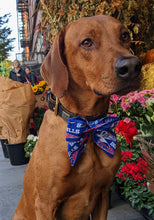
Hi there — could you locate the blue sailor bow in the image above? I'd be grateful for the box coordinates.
[66,116,120,166]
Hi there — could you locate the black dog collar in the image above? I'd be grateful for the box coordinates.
[47,88,107,122]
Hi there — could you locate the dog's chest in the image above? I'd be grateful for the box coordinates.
[55,140,112,220]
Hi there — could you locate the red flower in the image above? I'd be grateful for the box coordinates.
[118,156,148,183]
[31,122,36,130]
[121,165,129,173]
[133,174,143,181]
[117,172,126,181]
[115,120,138,143]
[122,151,133,162]
[117,172,123,178]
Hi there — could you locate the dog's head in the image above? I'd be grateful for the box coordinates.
[41,15,141,98]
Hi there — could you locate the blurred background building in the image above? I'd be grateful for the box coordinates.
[16,0,46,76]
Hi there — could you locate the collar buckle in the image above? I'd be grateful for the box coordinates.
[53,97,59,116]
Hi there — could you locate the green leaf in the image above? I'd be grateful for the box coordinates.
[145,114,151,123]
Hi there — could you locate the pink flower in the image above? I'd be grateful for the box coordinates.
[123,117,131,123]
[128,96,137,103]
[137,97,146,106]
[151,94,154,98]
[121,100,131,111]
[108,112,118,117]
[111,94,119,103]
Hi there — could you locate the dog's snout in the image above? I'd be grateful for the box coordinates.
[115,57,142,80]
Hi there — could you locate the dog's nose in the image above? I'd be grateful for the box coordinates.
[115,57,142,80]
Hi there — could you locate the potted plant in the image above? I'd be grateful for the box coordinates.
[32,80,49,95]
[32,80,49,108]
[109,88,154,126]
[109,89,154,219]
[31,107,48,133]
[114,120,154,219]
[139,97,154,140]
[24,134,38,158]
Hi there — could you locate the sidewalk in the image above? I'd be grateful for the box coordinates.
[0,145,146,220]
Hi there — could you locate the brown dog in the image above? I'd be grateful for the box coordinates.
[13,15,141,220]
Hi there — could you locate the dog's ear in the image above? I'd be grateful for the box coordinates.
[40,29,68,98]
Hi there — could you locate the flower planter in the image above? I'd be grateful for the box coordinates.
[0,139,9,158]
[6,142,29,165]
[140,208,154,220]
[115,184,154,220]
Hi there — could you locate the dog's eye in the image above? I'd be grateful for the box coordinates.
[81,38,94,49]
[121,32,130,43]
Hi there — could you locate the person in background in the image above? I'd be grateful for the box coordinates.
[9,60,26,83]
[25,66,37,86]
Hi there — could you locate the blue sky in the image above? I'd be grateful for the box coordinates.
[0,0,20,61]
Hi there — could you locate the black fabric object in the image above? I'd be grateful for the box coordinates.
[26,72,37,86]
[9,68,26,83]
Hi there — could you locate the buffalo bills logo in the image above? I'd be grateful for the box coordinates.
[66,116,119,166]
